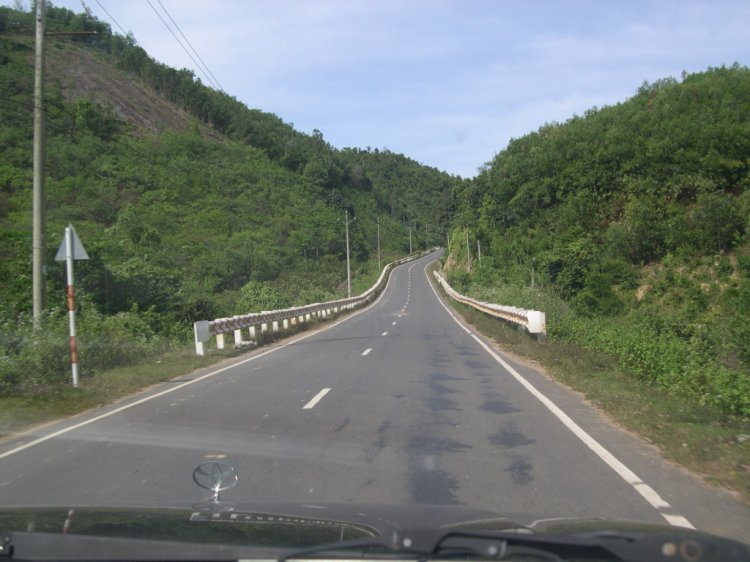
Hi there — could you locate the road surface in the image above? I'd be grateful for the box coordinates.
[1,251,749,542]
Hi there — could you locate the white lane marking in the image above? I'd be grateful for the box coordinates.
[303,388,331,409]
[0,253,417,462]
[662,514,695,527]
[423,261,694,530]
[362,348,372,356]
[381,332,388,336]
[392,322,397,325]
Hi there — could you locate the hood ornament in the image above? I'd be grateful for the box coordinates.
[192,461,238,512]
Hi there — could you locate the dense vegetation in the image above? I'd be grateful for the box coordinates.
[0,4,452,392]
[449,65,750,417]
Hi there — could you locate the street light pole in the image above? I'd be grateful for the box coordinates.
[338,211,355,297]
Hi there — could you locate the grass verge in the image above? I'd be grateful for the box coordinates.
[429,263,750,506]
[0,345,247,441]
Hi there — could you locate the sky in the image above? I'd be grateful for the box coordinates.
[6,0,750,178]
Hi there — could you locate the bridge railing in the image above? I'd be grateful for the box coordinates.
[433,270,546,337]
[193,248,440,355]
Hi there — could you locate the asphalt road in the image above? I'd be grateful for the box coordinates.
[1,251,749,542]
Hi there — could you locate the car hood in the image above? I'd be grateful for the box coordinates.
[0,501,730,545]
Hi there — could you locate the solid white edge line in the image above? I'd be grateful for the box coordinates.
[303,388,331,409]
[0,253,431,461]
[423,260,695,530]
[362,348,373,356]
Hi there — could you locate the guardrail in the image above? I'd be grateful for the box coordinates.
[193,248,440,355]
[433,270,546,338]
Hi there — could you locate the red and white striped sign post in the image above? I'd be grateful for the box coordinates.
[55,224,89,388]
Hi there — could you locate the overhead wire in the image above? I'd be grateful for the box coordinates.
[0,95,41,111]
[92,0,127,37]
[154,0,224,93]
[0,88,165,167]
[144,0,221,92]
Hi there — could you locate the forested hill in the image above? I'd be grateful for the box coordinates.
[449,64,750,416]
[0,4,453,335]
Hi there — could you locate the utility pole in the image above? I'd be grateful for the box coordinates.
[407,223,415,254]
[376,217,381,270]
[338,211,355,297]
[32,0,47,324]
[477,240,481,262]
[31,1,96,326]
[465,228,472,273]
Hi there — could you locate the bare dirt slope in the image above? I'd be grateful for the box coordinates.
[44,40,219,139]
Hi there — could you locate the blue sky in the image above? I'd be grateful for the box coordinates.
[8,0,750,177]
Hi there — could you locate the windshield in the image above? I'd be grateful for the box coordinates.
[1,0,750,559]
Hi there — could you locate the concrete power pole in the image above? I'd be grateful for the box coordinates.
[376,217,381,271]
[339,211,355,297]
[407,223,415,255]
[32,0,47,324]
[465,228,472,273]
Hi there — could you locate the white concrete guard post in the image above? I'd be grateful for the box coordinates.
[194,320,211,356]
[193,248,439,355]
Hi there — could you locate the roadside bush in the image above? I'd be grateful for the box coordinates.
[0,301,174,395]
[462,280,750,417]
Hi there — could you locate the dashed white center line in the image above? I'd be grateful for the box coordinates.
[381,332,388,336]
[362,348,372,356]
[392,321,397,325]
[303,388,331,409]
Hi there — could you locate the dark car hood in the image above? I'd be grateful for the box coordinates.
[0,501,733,543]
[2,502,749,561]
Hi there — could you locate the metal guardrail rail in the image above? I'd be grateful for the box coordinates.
[433,270,546,337]
[193,248,440,354]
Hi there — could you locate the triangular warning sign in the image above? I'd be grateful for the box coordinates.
[55,224,90,261]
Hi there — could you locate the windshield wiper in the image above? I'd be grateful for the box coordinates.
[278,528,750,562]
[277,530,597,561]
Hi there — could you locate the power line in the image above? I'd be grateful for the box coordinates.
[155,0,224,93]
[92,0,128,37]
[0,95,42,111]
[144,0,220,92]
[1,95,164,166]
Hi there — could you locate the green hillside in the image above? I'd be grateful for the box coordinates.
[0,4,452,391]
[449,65,750,417]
